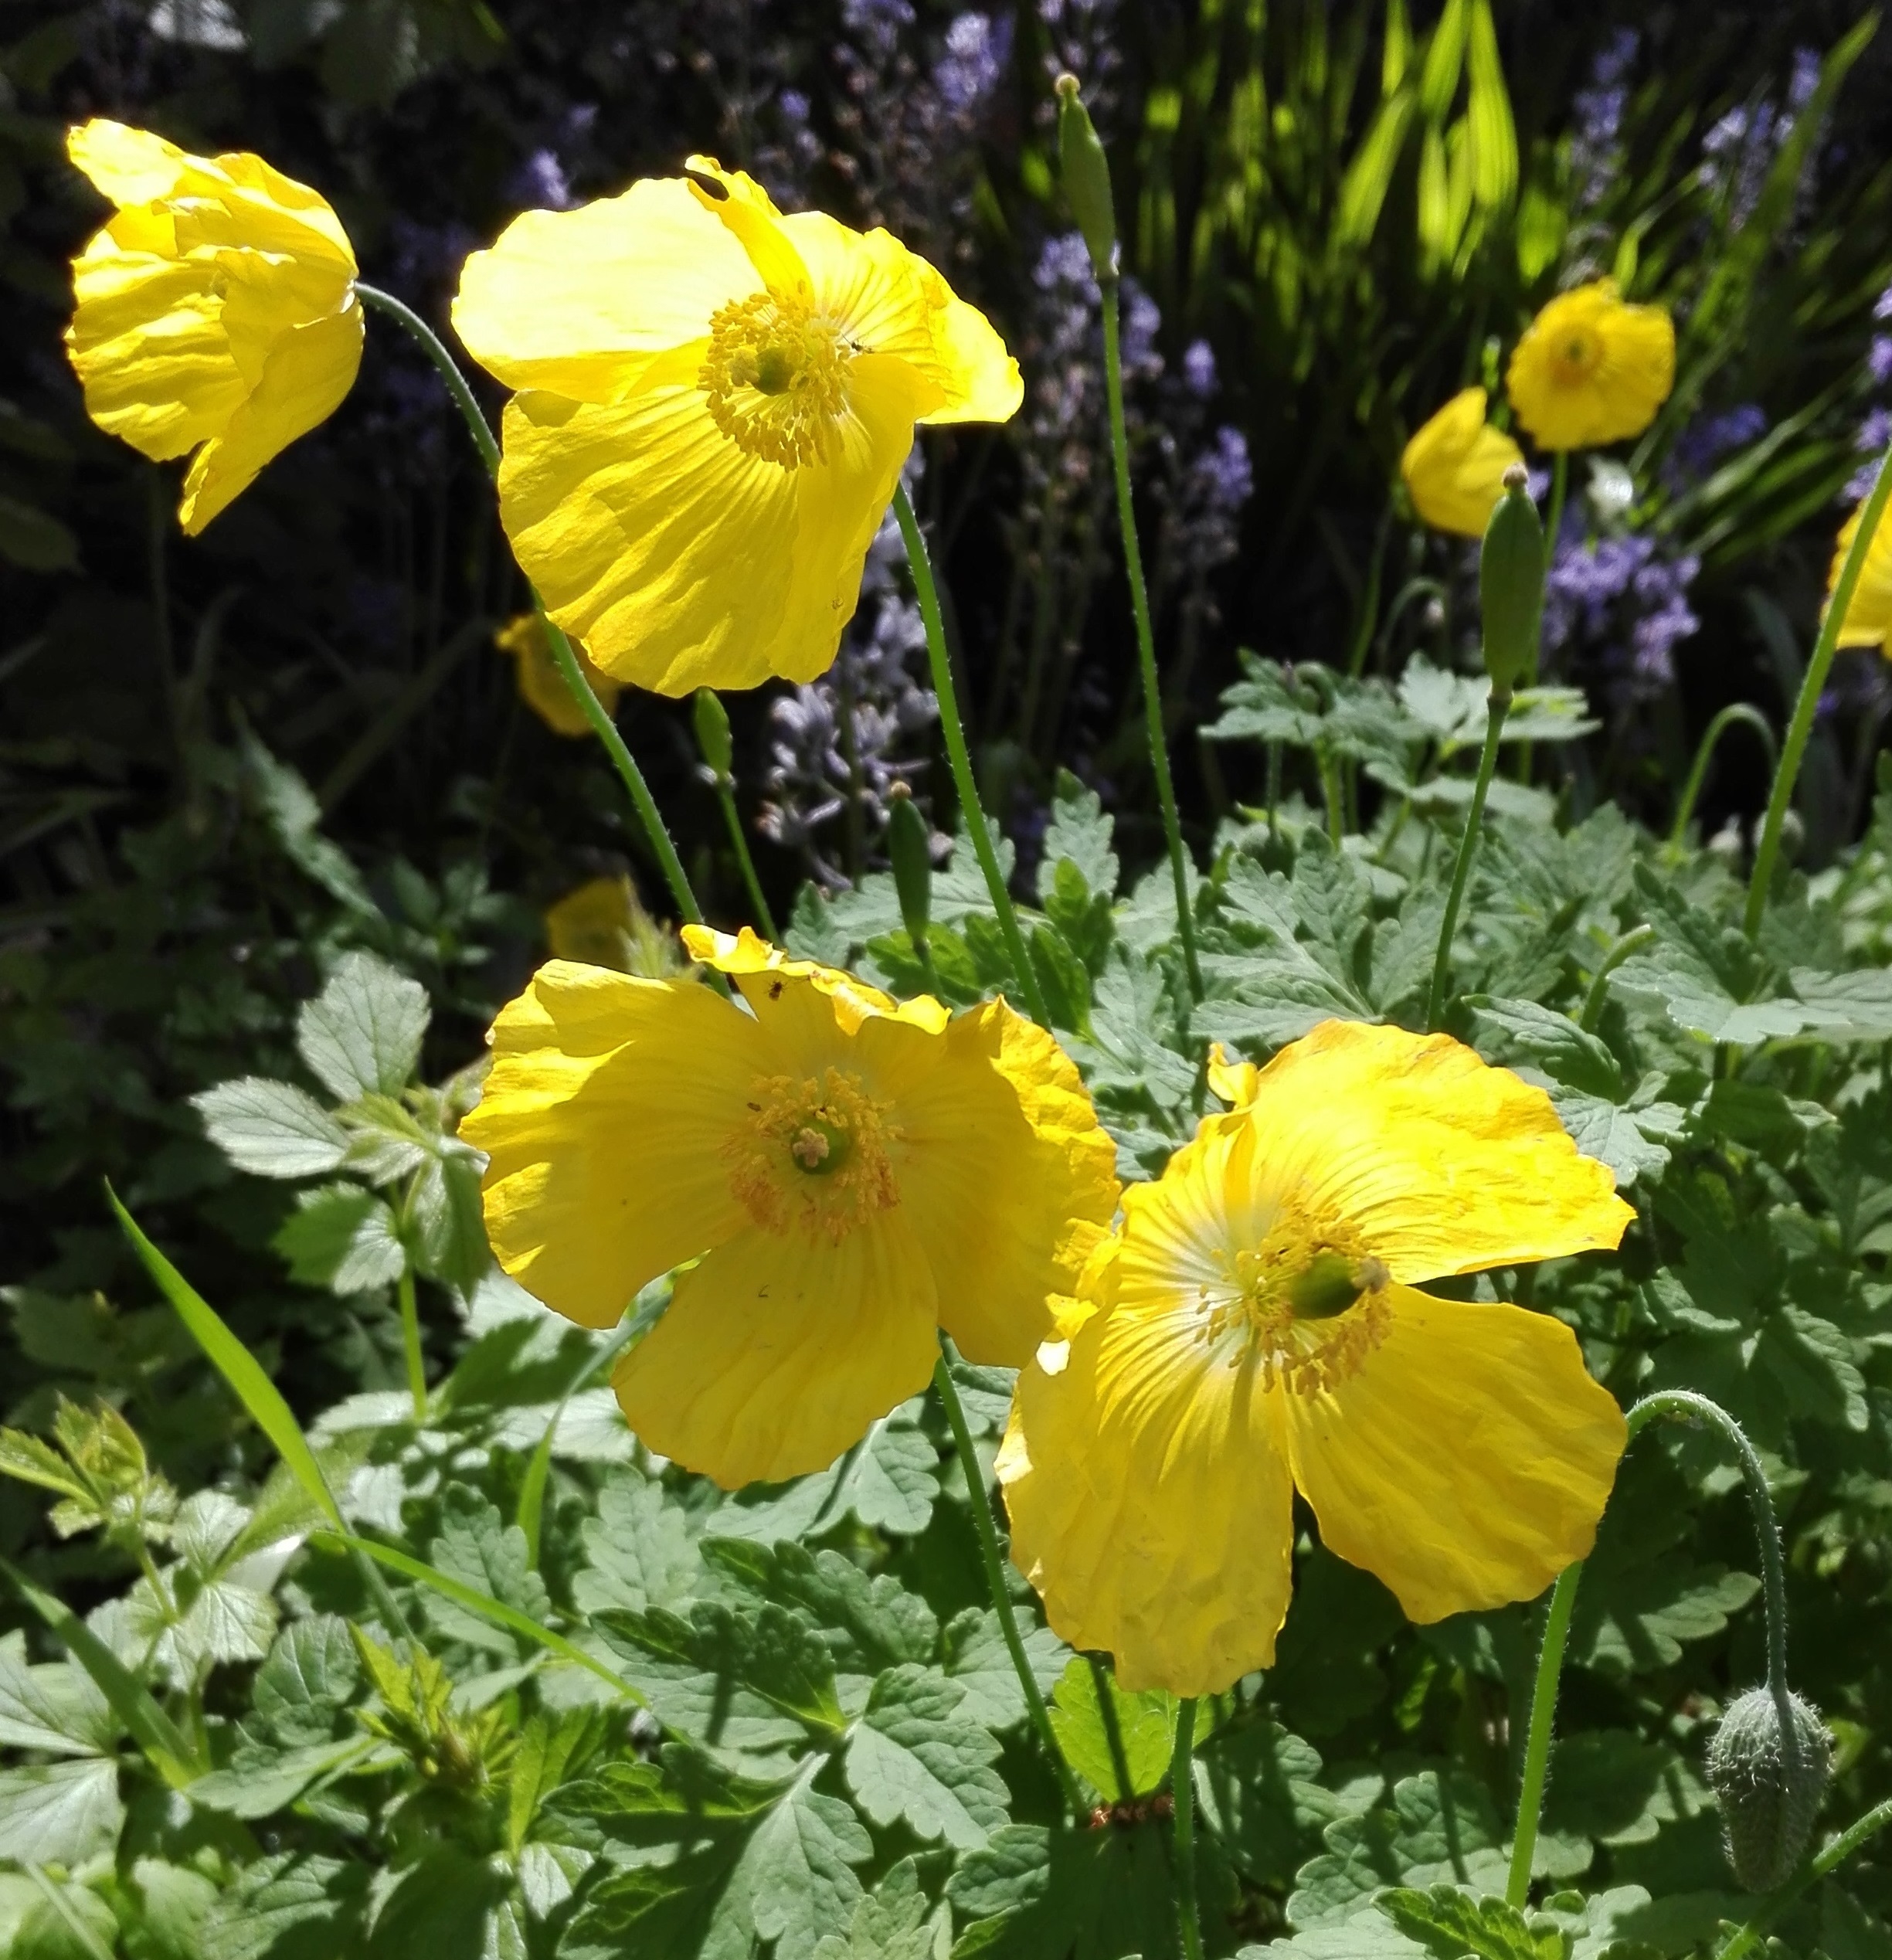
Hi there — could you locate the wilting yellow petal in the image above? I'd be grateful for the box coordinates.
[1506,279,1674,450]
[1233,1019,1632,1281]
[494,610,621,735]
[684,155,817,304]
[462,961,760,1327]
[614,1211,939,1487]
[1827,501,1892,655]
[1401,386,1524,538]
[1282,1282,1627,1622]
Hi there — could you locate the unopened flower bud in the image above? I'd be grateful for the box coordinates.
[887,787,933,948]
[1055,74,1119,282]
[1479,464,1544,697]
[1706,1686,1833,1893]
[693,688,733,783]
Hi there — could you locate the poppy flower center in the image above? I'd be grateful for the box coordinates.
[725,1067,900,1239]
[701,290,853,469]
[1553,330,1601,382]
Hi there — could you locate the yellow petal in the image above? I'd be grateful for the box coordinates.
[614,1211,939,1486]
[1827,502,1892,654]
[66,119,190,206]
[494,610,621,735]
[999,1251,1296,1697]
[1400,386,1524,538]
[451,178,755,404]
[1506,279,1675,451]
[681,923,949,1049]
[683,155,814,302]
[892,998,1121,1367]
[1206,1042,1259,1110]
[1282,1282,1626,1621]
[461,961,762,1328]
[1237,1019,1633,1282]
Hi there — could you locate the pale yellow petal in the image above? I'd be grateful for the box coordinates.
[461,961,763,1329]
[1282,1282,1626,1622]
[1401,386,1523,538]
[683,155,814,302]
[615,1211,939,1486]
[1238,1019,1633,1281]
[1828,502,1892,654]
[67,120,190,206]
[451,179,756,403]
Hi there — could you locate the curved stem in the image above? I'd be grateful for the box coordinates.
[1505,1562,1583,1906]
[1099,280,1202,1000]
[1717,1798,1892,1960]
[1747,443,1892,936]
[893,484,1050,1024]
[1671,704,1779,850]
[397,1268,426,1423]
[1578,922,1656,1031]
[715,781,779,939]
[1426,689,1511,1030]
[930,1352,1082,1816]
[355,282,501,479]
[1170,1697,1206,1960]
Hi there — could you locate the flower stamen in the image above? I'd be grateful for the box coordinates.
[725,1068,898,1238]
[701,290,851,468]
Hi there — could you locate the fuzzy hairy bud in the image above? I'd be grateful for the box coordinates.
[1055,75,1119,282]
[693,688,734,783]
[1706,1686,1833,1893]
[1479,464,1545,696]
[887,788,932,946]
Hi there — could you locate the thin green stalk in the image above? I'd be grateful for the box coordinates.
[1504,1561,1583,1906]
[1578,922,1656,1031]
[1426,689,1512,1029]
[715,782,780,938]
[356,281,501,478]
[1542,451,1569,577]
[1099,280,1203,1000]
[1089,1655,1136,1802]
[22,1867,116,1960]
[1670,704,1778,850]
[398,1268,426,1422]
[894,484,1050,1024]
[1171,1697,1206,1960]
[1717,1797,1892,1960]
[518,1319,640,1568]
[931,1352,1082,1816]
[1747,442,1892,936]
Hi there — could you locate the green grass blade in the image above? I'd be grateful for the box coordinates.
[107,1182,343,1533]
[1,1555,198,1788]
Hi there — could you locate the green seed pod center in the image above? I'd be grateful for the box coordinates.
[789,1116,851,1177]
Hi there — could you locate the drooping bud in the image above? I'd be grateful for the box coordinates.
[1478,463,1544,696]
[1705,1686,1833,1892]
[1055,74,1119,282]
[887,786,933,949]
[693,688,733,783]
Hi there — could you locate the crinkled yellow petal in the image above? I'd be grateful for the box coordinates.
[683,155,815,302]
[1238,1020,1633,1281]
[1506,280,1674,450]
[1282,1282,1626,1622]
[462,960,761,1328]
[615,1211,939,1487]
[1827,502,1892,654]
[888,998,1120,1367]
[1401,386,1524,538]
[681,925,949,1041]
[66,120,192,206]
[1206,1041,1259,1110]
[451,179,756,405]
[177,300,362,533]
[998,1259,1296,1697]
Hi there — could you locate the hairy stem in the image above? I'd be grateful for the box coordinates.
[1717,1798,1892,1960]
[1670,704,1779,851]
[1171,1697,1206,1960]
[397,1268,426,1423]
[1426,690,1511,1029]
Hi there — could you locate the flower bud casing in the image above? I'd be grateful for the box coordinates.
[1479,464,1544,695]
[1705,1686,1833,1893]
[887,790,933,947]
[1055,75,1119,282]
[693,688,733,783]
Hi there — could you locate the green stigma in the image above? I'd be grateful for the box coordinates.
[752,345,797,395]
[1286,1252,1386,1321]
[789,1116,850,1176]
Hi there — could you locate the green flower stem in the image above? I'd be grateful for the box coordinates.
[357,280,710,936]
[1542,451,1569,578]
[1746,440,1892,937]
[397,1268,426,1423]
[1577,922,1656,1031]
[1170,1696,1206,1960]
[1425,688,1512,1030]
[715,779,780,939]
[931,1352,1082,1816]
[1089,1655,1136,1802]
[1717,1797,1892,1960]
[1670,704,1779,851]
[1506,1389,1790,1910]
[894,484,1051,1025]
[1099,279,1203,1001]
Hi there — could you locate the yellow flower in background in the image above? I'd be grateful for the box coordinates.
[451,156,1021,697]
[63,120,362,534]
[1826,501,1892,654]
[543,875,683,977]
[997,1020,1635,1697]
[461,927,1118,1489]
[1506,279,1674,451]
[494,611,622,735]
[1400,387,1524,538]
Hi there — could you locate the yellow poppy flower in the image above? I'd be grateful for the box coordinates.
[63,119,362,534]
[996,1020,1634,1697]
[450,157,1021,697]
[1506,279,1674,451]
[461,927,1119,1488]
[543,875,681,977]
[1826,502,1892,654]
[1400,387,1525,538]
[494,611,622,735]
